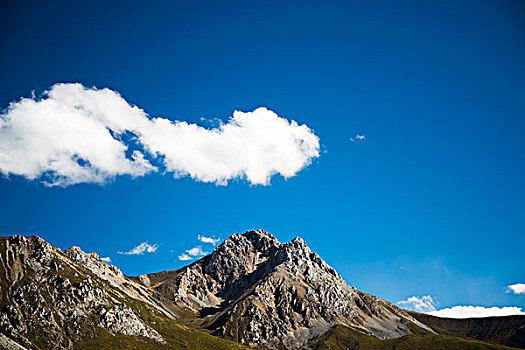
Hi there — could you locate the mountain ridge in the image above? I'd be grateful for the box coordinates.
[134,230,433,348]
[0,230,523,350]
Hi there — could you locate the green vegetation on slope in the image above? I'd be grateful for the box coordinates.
[310,323,521,350]
[69,275,250,349]
[74,319,249,350]
[407,310,525,349]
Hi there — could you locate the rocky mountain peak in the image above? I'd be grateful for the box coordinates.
[138,230,433,348]
[64,245,124,282]
[242,229,280,247]
[65,246,103,262]
[202,230,281,285]
[217,229,280,257]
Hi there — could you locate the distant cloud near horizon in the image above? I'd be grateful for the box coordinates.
[429,306,525,318]
[398,295,525,318]
[0,83,320,186]
[118,242,158,256]
[198,235,221,245]
[506,283,525,295]
[397,295,437,312]
[100,256,111,263]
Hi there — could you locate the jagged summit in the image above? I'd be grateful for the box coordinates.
[242,229,280,243]
[220,229,280,252]
[138,230,432,348]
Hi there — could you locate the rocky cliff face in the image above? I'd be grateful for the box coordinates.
[64,245,180,319]
[138,230,432,348]
[0,235,165,349]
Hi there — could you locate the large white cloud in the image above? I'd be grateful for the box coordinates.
[397,295,437,312]
[0,84,155,186]
[428,305,525,318]
[0,83,320,186]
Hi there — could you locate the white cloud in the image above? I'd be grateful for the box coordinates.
[118,242,158,256]
[198,235,221,245]
[101,256,111,263]
[177,245,208,261]
[428,306,525,318]
[0,83,320,186]
[178,253,192,261]
[397,295,437,312]
[349,134,365,142]
[185,246,208,257]
[506,283,525,295]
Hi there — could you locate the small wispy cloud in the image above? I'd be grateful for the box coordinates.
[178,253,192,261]
[118,242,158,256]
[506,283,525,295]
[198,235,221,245]
[400,266,410,271]
[429,306,525,318]
[178,245,208,261]
[101,256,111,263]
[397,295,437,312]
[349,134,365,142]
[186,246,208,257]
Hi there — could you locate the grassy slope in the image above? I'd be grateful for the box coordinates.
[73,298,250,350]
[407,310,525,349]
[311,323,521,350]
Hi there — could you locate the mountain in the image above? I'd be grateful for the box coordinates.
[0,230,523,350]
[310,322,521,350]
[135,230,432,348]
[0,235,248,350]
[407,311,525,349]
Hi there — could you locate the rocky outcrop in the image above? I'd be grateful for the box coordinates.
[0,334,27,350]
[98,304,165,343]
[140,230,432,348]
[64,245,180,319]
[0,235,164,349]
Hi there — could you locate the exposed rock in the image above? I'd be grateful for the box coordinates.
[1,231,521,350]
[64,245,180,319]
[0,235,164,349]
[64,246,124,286]
[0,334,27,350]
[140,230,433,348]
[99,304,165,343]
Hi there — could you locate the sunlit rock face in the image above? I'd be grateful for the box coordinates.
[0,235,165,349]
[140,230,432,349]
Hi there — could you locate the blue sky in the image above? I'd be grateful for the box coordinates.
[1,0,524,316]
